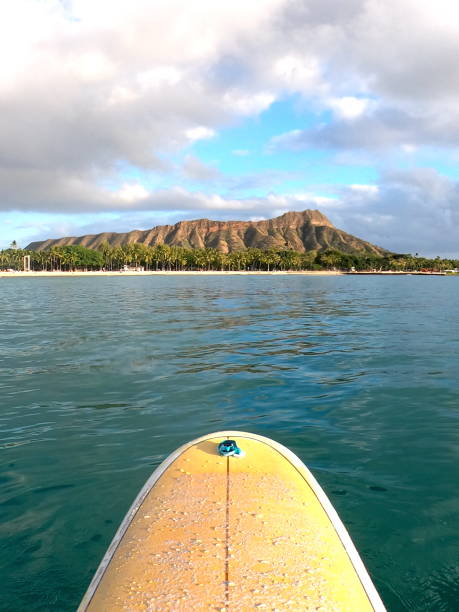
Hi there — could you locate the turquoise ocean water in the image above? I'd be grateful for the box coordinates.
[1,275,459,611]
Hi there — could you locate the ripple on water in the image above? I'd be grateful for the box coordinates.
[1,276,459,611]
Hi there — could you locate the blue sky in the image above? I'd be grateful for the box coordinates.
[1,0,459,256]
[186,99,378,195]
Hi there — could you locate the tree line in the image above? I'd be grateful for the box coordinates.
[1,242,458,272]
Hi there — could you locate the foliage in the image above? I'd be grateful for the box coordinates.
[1,243,458,272]
[0,245,103,271]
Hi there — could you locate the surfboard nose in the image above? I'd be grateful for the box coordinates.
[79,431,386,611]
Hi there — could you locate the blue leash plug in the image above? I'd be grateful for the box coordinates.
[218,439,244,457]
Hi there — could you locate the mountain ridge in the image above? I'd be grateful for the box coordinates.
[26,209,389,255]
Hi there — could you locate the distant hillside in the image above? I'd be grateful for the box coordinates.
[26,209,389,255]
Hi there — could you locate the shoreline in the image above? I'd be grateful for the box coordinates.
[0,270,449,278]
[0,270,343,278]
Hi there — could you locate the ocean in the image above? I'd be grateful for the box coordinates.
[1,275,458,611]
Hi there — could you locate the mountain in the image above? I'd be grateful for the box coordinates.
[26,209,388,255]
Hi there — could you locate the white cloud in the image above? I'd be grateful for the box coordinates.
[327,97,371,120]
[68,51,115,81]
[349,184,379,195]
[320,169,459,256]
[270,107,459,153]
[232,149,250,156]
[222,91,275,116]
[107,86,140,106]
[185,126,216,142]
[137,66,182,89]
[182,155,221,182]
[1,0,459,257]
[116,183,150,203]
[0,0,290,195]
[5,167,458,258]
[273,55,322,95]
[401,144,417,154]
[268,129,304,152]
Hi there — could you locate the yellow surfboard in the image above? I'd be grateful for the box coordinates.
[78,431,386,611]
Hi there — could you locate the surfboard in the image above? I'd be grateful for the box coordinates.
[78,431,386,611]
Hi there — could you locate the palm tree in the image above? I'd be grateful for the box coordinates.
[49,246,63,271]
[230,251,247,271]
[98,241,114,270]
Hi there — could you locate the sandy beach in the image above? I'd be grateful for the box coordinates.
[0,270,344,278]
[0,270,449,278]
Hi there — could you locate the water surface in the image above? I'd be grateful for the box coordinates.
[1,275,459,611]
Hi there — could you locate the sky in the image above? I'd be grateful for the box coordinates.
[1,0,459,256]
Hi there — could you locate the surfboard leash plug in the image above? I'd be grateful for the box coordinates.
[218,439,244,457]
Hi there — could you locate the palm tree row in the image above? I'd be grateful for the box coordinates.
[1,242,458,272]
[96,242,320,272]
[0,245,103,271]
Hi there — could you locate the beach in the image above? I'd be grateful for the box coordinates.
[0,269,450,278]
[0,269,344,277]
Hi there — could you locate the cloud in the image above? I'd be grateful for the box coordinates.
[277,0,459,106]
[326,97,371,120]
[117,182,150,203]
[320,169,459,256]
[232,149,250,156]
[271,107,459,153]
[1,0,459,261]
[14,187,333,245]
[338,1,459,103]
[0,0,287,201]
[6,166,459,258]
[267,1,459,158]
[185,126,216,142]
[181,155,221,182]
